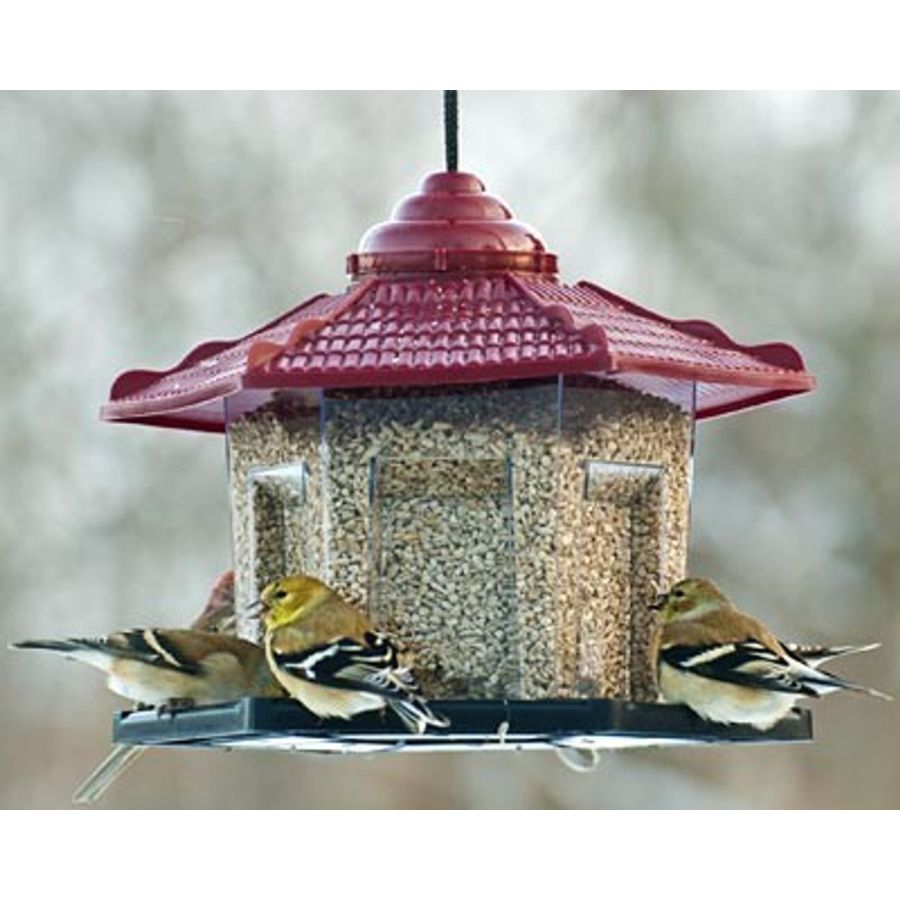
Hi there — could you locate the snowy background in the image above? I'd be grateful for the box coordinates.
[2,90,898,808]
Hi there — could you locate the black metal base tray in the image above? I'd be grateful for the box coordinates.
[113,698,812,754]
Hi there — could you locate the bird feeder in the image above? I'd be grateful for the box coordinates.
[105,95,815,754]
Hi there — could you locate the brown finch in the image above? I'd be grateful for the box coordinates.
[651,577,890,730]
[12,570,282,802]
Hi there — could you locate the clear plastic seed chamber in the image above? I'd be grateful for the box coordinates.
[227,375,693,705]
[103,167,816,753]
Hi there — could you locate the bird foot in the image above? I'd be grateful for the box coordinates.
[156,698,196,719]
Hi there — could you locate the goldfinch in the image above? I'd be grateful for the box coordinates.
[12,628,282,708]
[651,577,891,730]
[70,570,245,804]
[261,573,449,734]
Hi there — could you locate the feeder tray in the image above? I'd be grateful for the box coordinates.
[114,698,812,754]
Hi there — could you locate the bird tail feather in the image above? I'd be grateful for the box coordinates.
[10,638,114,672]
[787,642,881,668]
[803,667,892,701]
[829,676,892,702]
[387,694,450,734]
[12,638,85,653]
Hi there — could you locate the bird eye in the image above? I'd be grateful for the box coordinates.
[274,589,288,600]
[672,589,684,598]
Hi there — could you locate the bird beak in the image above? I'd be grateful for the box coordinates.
[649,593,668,612]
[259,582,279,608]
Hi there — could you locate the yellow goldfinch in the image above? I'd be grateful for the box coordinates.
[650,577,891,730]
[261,573,449,734]
[70,570,245,804]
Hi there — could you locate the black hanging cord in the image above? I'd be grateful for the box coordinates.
[443,90,459,172]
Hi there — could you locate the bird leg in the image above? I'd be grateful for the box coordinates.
[156,698,197,719]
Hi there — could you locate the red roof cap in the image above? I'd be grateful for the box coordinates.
[347,171,557,278]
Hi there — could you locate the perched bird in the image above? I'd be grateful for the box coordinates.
[12,571,284,803]
[70,570,243,804]
[11,627,282,708]
[261,573,449,734]
[650,577,891,730]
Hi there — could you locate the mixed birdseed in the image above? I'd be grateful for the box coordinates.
[227,380,692,702]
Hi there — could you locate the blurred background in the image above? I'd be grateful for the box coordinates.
[2,90,898,808]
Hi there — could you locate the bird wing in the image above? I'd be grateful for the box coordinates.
[660,640,836,697]
[270,631,417,700]
[89,630,207,675]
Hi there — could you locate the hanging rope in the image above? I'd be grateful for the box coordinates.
[443,90,458,172]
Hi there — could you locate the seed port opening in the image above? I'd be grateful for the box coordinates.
[578,460,668,701]
[246,461,314,634]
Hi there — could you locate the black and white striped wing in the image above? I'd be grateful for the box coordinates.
[660,641,831,697]
[107,630,206,675]
[273,632,411,698]
[272,631,449,732]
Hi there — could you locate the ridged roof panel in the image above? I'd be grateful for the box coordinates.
[103,274,814,432]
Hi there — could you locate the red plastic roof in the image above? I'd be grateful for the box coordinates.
[103,170,814,431]
[102,273,814,432]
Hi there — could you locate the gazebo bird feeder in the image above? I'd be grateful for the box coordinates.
[107,93,814,755]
